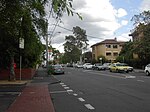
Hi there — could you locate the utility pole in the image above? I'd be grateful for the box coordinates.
[46,34,49,69]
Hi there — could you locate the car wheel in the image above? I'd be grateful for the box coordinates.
[110,69,112,72]
[116,69,119,73]
[126,70,129,73]
[146,71,150,76]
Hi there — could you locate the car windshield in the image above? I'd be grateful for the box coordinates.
[53,65,62,68]
[120,63,128,66]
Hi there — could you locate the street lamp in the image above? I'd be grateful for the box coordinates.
[99,58,102,65]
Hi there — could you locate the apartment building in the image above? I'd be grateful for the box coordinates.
[91,38,125,62]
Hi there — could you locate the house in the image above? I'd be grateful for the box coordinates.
[91,38,125,62]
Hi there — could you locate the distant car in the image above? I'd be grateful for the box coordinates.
[96,63,111,70]
[109,63,133,73]
[145,64,150,76]
[83,63,93,69]
[52,65,65,74]
[121,63,133,72]
[66,63,73,67]
[92,63,102,70]
[76,64,83,68]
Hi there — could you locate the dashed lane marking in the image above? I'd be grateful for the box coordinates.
[137,80,144,82]
[85,104,95,110]
[62,85,67,87]
[78,98,85,102]
[60,83,64,85]
[73,93,78,96]
[67,90,73,92]
[64,87,69,89]
[125,76,136,79]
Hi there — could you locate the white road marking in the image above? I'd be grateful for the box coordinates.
[125,76,136,79]
[50,91,67,94]
[73,93,78,96]
[62,85,67,87]
[64,87,69,89]
[85,104,95,110]
[137,80,144,82]
[78,98,85,102]
[60,83,64,85]
[67,90,73,92]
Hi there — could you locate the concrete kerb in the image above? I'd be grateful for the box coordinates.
[133,69,144,73]
[0,80,31,86]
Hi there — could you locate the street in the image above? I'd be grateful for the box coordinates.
[50,67,150,112]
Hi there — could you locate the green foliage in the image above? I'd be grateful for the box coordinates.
[82,51,92,63]
[131,10,150,25]
[0,0,46,69]
[97,55,107,63]
[51,0,82,20]
[63,26,89,63]
[133,23,150,66]
[118,10,150,68]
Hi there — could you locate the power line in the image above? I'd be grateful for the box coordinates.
[56,25,104,39]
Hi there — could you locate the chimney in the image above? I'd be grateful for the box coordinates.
[114,37,117,41]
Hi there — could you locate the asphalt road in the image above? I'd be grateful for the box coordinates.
[50,67,150,112]
[0,85,25,112]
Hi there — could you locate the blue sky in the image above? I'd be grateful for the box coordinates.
[110,0,143,37]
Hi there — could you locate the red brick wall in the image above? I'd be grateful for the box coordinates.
[0,68,36,80]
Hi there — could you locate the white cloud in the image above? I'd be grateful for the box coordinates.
[121,20,128,26]
[49,0,130,52]
[115,8,127,17]
[117,32,132,41]
[140,0,150,11]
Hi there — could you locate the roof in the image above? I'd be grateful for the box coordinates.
[91,39,125,47]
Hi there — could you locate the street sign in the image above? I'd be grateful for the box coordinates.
[19,38,24,49]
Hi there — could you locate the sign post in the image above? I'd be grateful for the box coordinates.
[19,38,24,80]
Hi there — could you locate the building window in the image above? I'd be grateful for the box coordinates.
[113,45,118,48]
[106,52,111,56]
[106,44,111,48]
[92,47,95,51]
[113,52,118,56]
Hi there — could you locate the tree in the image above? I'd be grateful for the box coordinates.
[63,35,81,63]
[0,0,81,80]
[131,10,150,66]
[0,0,47,80]
[133,23,150,66]
[131,10,150,26]
[82,51,92,63]
[63,26,89,64]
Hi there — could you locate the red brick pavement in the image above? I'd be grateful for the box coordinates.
[6,85,55,112]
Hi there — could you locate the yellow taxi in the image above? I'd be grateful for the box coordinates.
[109,63,133,73]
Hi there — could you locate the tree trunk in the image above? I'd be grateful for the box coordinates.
[9,56,16,81]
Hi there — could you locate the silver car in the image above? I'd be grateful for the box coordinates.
[52,65,65,74]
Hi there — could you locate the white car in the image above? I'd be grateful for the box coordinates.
[145,64,150,76]
[83,63,93,69]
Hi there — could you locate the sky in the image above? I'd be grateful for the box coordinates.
[45,0,150,53]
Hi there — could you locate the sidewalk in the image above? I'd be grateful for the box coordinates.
[6,68,56,112]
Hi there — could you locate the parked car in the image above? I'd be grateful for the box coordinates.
[121,63,133,72]
[83,63,93,69]
[109,63,133,73]
[92,63,102,70]
[145,64,150,76]
[52,64,65,74]
[75,64,83,68]
[99,63,111,70]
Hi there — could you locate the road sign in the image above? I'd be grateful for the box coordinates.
[19,38,24,49]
